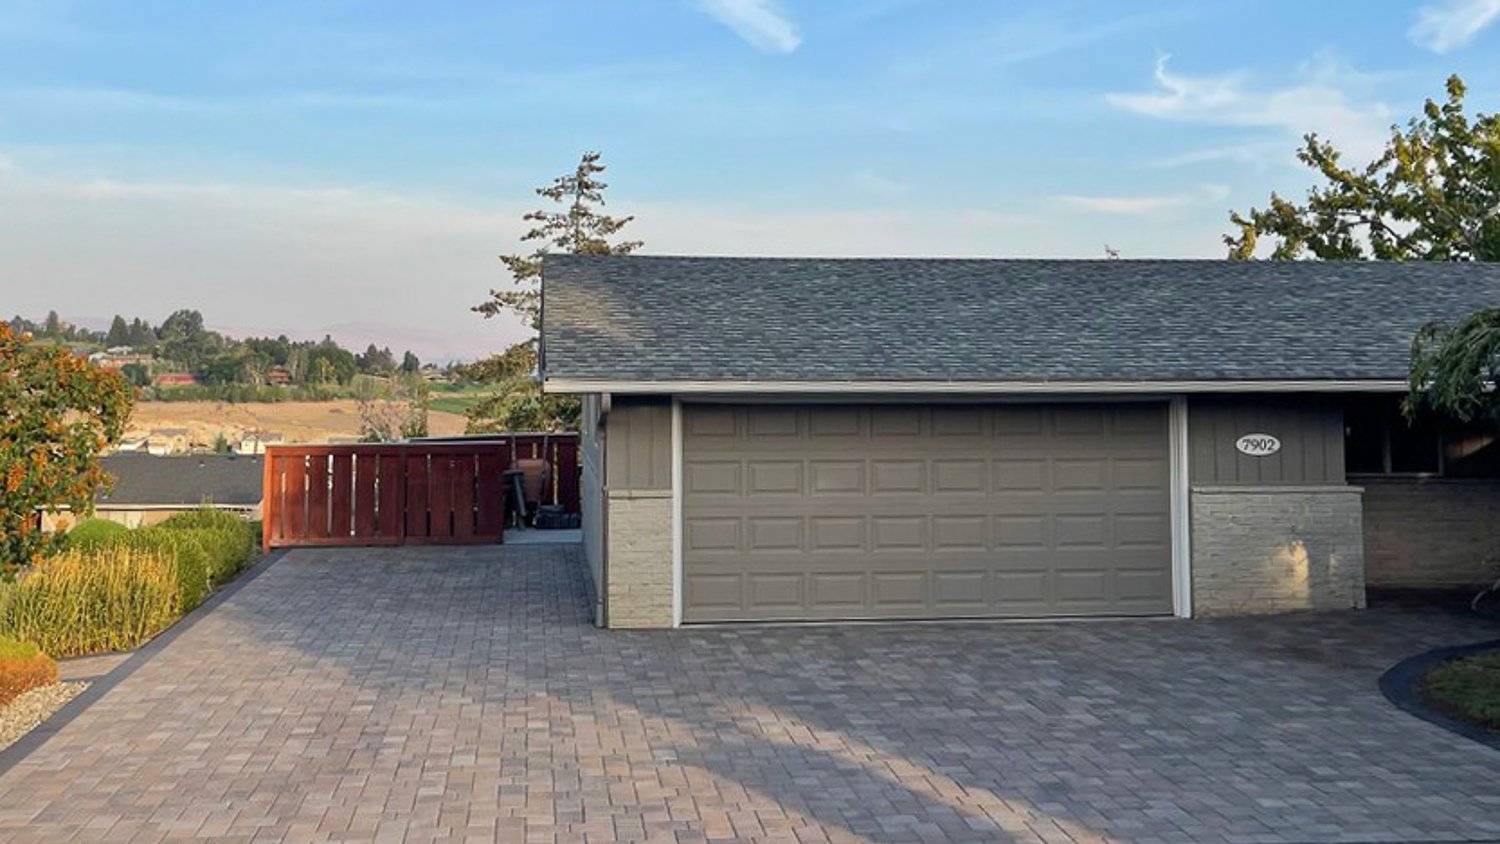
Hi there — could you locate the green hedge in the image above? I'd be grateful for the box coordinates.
[0,509,261,657]
[64,518,129,549]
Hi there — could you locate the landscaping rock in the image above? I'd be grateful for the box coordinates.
[0,682,86,752]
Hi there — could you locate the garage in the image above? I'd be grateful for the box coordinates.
[681,402,1173,622]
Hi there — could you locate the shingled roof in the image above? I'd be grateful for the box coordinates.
[539,255,1500,390]
[99,454,263,507]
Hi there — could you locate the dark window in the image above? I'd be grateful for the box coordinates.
[1345,395,1500,478]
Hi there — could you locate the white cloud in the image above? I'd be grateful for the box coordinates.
[695,0,801,53]
[1053,184,1229,216]
[1107,55,1393,164]
[1410,0,1500,52]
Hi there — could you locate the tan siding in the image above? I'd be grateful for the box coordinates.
[1188,396,1345,485]
[606,398,672,491]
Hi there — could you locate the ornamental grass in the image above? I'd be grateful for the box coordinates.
[0,546,179,658]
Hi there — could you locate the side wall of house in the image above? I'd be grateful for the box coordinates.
[601,396,675,628]
[1187,396,1366,615]
[579,394,606,624]
[1362,477,1500,588]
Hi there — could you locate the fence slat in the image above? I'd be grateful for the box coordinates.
[283,455,307,540]
[377,453,403,541]
[305,453,330,539]
[476,452,505,538]
[404,453,429,540]
[330,453,353,539]
[452,455,476,540]
[354,453,378,538]
[428,455,454,540]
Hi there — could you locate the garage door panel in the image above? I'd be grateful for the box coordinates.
[745,460,803,495]
[810,461,865,494]
[686,461,741,496]
[933,460,986,492]
[682,403,1172,622]
[810,516,865,550]
[933,571,988,609]
[810,572,866,608]
[871,516,926,550]
[871,572,927,608]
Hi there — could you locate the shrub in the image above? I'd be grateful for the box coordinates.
[0,636,57,708]
[111,527,211,612]
[0,547,177,657]
[159,509,246,532]
[64,518,129,549]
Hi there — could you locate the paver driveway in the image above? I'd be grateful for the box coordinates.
[2,544,1500,844]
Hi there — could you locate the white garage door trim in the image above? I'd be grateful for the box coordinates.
[672,399,1190,624]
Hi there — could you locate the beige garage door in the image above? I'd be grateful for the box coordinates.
[682,403,1173,622]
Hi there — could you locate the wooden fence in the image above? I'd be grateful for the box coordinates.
[261,434,582,551]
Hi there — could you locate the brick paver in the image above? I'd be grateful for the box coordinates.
[2,544,1499,843]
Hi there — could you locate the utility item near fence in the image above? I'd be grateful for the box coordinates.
[262,434,580,550]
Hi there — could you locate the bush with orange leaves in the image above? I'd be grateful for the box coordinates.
[0,324,133,577]
[0,636,57,708]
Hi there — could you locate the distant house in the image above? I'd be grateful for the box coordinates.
[153,373,199,388]
[88,348,152,371]
[234,431,285,455]
[146,428,192,456]
[42,454,264,531]
[266,365,292,386]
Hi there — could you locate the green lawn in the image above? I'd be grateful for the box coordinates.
[1423,650,1500,731]
[427,385,493,416]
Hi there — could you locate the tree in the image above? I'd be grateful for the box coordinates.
[474,151,642,329]
[106,315,130,347]
[1408,308,1500,424]
[0,323,132,573]
[1226,75,1499,261]
[469,152,639,433]
[42,311,60,337]
[358,344,396,374]
[127,318,153,347]
[459,343,580,433]
[356,374,430,442]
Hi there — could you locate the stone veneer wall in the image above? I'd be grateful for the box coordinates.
[1362,477,1500,588]
[1191,486,1366,616]
[604,491,674,628]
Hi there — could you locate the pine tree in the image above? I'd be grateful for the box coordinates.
[106,315,130,347]
[474,151,641,329]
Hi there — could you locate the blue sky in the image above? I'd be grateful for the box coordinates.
[1,0,1497,361]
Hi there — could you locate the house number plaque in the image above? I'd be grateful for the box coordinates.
[1235,433,1281,456]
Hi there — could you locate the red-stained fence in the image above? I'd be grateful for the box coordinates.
[262,443,510,551]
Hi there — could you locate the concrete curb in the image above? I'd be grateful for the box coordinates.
[1380,637,1500,753]
[0,549,289,778]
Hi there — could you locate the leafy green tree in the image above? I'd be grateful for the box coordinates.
[400,350,420,374]
[1409,308,1500,424]
[127,318,153,347]
[469,151,638,433]
[460,343,580,433]
[42,311,60,337]
[0,323,132,574]
[105,315,130,347]
[1226,75,1499,261]
[120,362,151,387]
[475,151,642,328]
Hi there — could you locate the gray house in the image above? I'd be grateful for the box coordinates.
[540,255,1500,629]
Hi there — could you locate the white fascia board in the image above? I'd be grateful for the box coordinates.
[543,378,1410,396]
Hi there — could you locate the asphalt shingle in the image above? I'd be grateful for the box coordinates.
[539,255,1500,384]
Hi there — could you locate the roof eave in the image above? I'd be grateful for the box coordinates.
[542,377,1411,395]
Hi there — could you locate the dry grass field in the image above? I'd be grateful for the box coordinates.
[125,401,468,448]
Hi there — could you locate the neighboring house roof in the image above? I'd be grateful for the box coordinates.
[98,454,263,507]
[539,255,1500,392]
